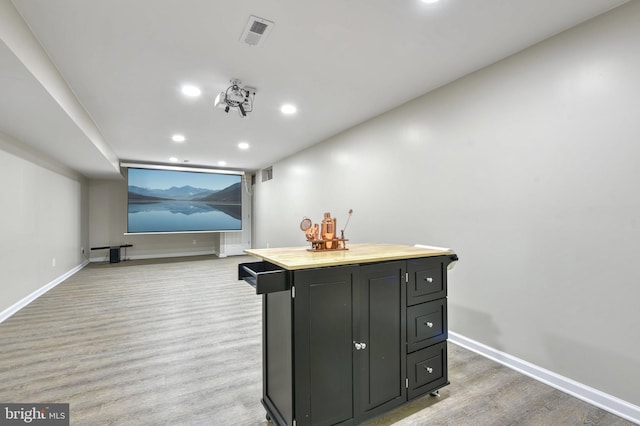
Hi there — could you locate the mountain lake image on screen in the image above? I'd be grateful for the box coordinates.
[127,167,242,233]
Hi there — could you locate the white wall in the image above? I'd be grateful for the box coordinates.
[88,176,252,261]
[0,131,88,315]
[253,2,640,407]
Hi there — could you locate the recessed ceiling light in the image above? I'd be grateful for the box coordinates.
[218,161,227,166]
[181,84,201,97]
[281,104,297,115]
[238,142,250,150]
[169,157,179,162]
[421,0,439,3]
[172,134,186,142]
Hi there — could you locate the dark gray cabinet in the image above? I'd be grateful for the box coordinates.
[240,253,456,426]
[294,265,356,426]
[354,261,407,421]
[406,257,450,399]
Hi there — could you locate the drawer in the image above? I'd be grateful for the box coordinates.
[407,341,448,399]
[238,261,291,294]
[407,257,447,306]
[407,299,447,353]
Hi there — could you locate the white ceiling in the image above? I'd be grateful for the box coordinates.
[0,0,629,179]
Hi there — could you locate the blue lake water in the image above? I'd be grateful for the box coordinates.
[128,201,241,232]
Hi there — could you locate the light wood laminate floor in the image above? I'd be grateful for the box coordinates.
[0,256,634,425]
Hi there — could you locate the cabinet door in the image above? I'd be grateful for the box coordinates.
[354,261,407,422]
[294,266,357,426]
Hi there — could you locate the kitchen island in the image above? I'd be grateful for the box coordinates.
[239,243,457,426]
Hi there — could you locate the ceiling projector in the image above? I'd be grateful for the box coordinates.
[214,79,256,118]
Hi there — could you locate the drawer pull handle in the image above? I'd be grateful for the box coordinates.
[424,276,433,283]
[424,366,433,374]
[425,321,433,328]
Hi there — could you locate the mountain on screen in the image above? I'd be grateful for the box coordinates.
[128,185,218,200]
[194,182,241,203]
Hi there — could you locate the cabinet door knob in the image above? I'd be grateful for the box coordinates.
[425,321,433,328]
[424,366,433,374]
[424,276,433,283]
[353,341,367,351]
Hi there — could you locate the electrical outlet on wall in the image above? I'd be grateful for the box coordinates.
[193,239,197,245]
[52,258,56,267]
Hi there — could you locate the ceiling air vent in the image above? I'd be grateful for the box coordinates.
[240,15,274,47]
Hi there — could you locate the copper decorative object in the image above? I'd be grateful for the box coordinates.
[300,210,352,251]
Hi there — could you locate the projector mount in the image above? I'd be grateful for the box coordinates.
[214,79,256,118]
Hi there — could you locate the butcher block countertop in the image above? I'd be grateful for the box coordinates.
[244,243,453,270]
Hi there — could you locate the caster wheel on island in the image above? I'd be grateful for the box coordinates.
[430,390,440,397]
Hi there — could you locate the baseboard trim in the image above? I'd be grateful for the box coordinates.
[89,250,222,262]
[448,331,640,425]
[127,250,219,260]
[0,260,89,324]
